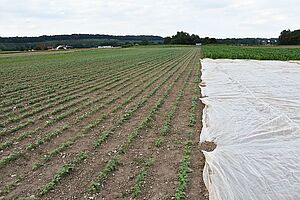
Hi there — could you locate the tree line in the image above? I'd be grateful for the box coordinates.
[163,31,280,45]
[164,31,217,45]
[0,34,163,51]
[1,29,299,51]
[164,30,300,45]
[0,34,163,43]
[279,29,300,45]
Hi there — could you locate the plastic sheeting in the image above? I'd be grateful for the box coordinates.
[200,59,300,200]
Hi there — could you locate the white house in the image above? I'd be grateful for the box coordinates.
[55,45,72,50]
[98,45,113,49]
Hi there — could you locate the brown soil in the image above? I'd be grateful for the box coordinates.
[199,141,217,152]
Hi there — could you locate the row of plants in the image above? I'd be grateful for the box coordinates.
[26,50,193,198]
[0,48,194,198]
[87,50,193,196]
[20,49,193,198]
[92,52,193,148]
[0,52,187,169]
[1,53,168,122]
[0,49,170,100]
[0,52,179,140]
[124,50,197,199]
[0,50,176,119]
[175,51,201,200]
[31,52,191,172]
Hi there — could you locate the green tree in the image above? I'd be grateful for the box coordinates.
[163,31,217,45]
[279,29,300,45]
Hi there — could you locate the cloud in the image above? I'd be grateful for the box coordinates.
[0,0,299,38]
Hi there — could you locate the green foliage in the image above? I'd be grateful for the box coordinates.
[154,137,163,148]
[189,64,200,127]
[164,31,217,45]
[0,129,36,150]
[279,29,300,45]
[188,96,197,127]
[93,130,111,147]
[175,55,200,199]
[0,150,22,168]
[94,53,187,149]
[119,51,191,154]
[38,152,87,196]
[0,34,163,51]
[29,48,186,171]
[89,50,194,197]
[159,59,193,139]
[0,47,197,199]
[175,139,192,200]
[202,45,300,60]
[89,157,120,193]
[0,120,34,137]
[27,126,68,150]
[0,176,23,196]
[32,139,76,170]
[130,158,154,198]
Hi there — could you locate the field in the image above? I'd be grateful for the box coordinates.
[0,51,23,55]
[202,45,300,60]
[1,44,300,200]
[0,47,207,199]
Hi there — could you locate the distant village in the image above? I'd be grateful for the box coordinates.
[51,45,118,50]
[26,45,120,51]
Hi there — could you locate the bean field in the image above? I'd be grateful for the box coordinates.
[202,45,300,60]
[0,47,207,199]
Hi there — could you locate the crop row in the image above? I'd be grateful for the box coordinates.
[0,51,184,140]
[31,51,192,172]
[0,51,191,169]
[0,48,198,199]
[0,49,180,114]
[1,51,177,118]
[125,51,197,199]
[23,50,194,198]
[0,50,192,198]
[87,50,195,196]
[0,49,177,98]
[175,52,201,200]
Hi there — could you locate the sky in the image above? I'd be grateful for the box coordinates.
[0,0,299,38]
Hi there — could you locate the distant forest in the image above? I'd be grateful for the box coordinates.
[164,31,278,45]
[164,29,300,45]
[0,29,299,51]
[0,34,163,51]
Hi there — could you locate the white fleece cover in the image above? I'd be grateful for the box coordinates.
[200,59,300,200]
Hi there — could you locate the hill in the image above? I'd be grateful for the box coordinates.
[0,34,164,51]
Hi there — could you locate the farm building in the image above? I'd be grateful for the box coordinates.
[55,45,73,50]
[98,45,113,49]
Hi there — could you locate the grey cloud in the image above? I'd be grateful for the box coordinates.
[0,0,299,38]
